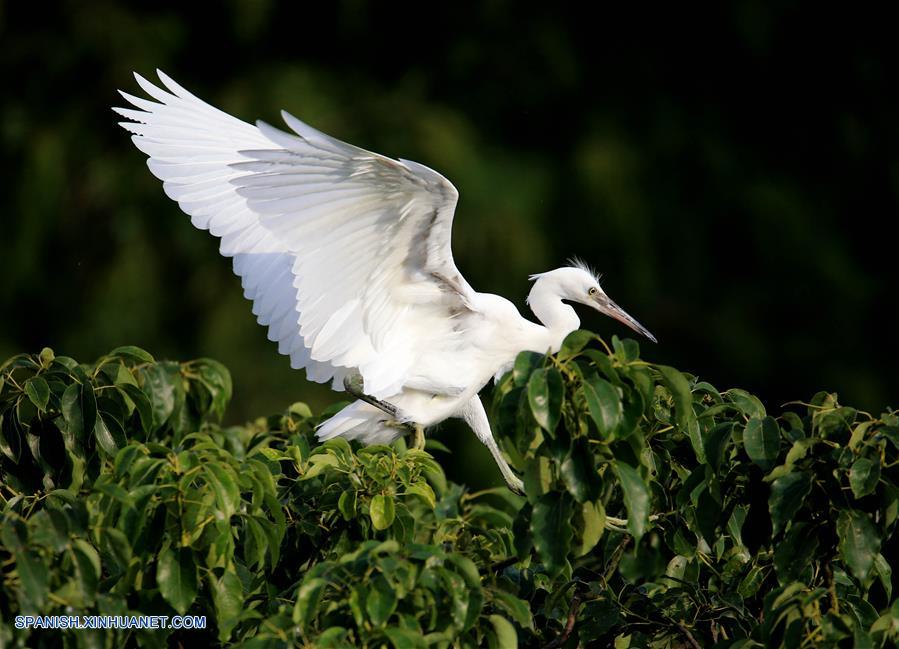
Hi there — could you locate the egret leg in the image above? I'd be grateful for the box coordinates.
[461,396,525,496]
[411,423,426,451]
[343,375,398,418]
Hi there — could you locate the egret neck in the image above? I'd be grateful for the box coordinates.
[525,273,581,353]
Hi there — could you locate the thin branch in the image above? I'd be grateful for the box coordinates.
[491,556,520,573]
[672,620,702,649]
[543,592,582,649]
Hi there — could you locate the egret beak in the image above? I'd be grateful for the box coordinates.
[592,295,657,343]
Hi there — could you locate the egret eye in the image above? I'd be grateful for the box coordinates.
[588,287,598,296]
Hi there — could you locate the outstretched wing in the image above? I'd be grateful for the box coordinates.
[115,70,475,397]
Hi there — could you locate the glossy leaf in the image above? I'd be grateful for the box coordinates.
[293,577,327,628]
[837,510,881,584]
[527,368,563,433]
[157,546,198,614]
[849,457,880,498]
[744,416,780,471]
[61,381,97,442]
[531,493,574,576]
[370,494,396,530]
[109,345,156,363]
[489,615,518,649]
[583,375,622,437]
[24,376,50,412]
[560,439,601,503]
[769,470,813,536]
[366,575,397,627]
[657,365,703,463]
[614,461,650,541]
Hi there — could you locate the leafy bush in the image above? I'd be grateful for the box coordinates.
[0,335,897,648]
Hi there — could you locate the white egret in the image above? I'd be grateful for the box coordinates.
[115,71,656,493]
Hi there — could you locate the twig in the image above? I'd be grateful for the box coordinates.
[543,592,582,649]
[491,556,519,573]
[603,536,631,584]
[673,620,702,649]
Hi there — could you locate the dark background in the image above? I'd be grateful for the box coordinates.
[2,2,897,487]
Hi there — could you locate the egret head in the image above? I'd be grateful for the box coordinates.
[529,260,657,343]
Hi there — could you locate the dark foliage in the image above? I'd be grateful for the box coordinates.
[1,335,897,647]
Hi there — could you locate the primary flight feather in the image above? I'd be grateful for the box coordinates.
[115,70,655,493]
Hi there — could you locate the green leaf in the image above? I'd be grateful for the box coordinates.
[489,614,518,649]
[370,494,396,530]
[157,546,198,614]
[194,358,233,419]
[531,493,574,576]
[204,463,240,519]
[728,504,748,547]
[94,412,125,456]
[576,500,605,556]
[140,364,175,430]
[849,457,880,498]
[726,388,766,418]
[558,329,594,360]
[385,628,427,649]
[768,470,813,536]
[737,565,765,598]
[513,351,543,387]
[102,528,132,570]
[657,365,703,463]
[16,550,48,608]
[118,383,154,433]
[0,407,23,463]
[773,522,819,584]
[366,574,398,627]
[561,438,602,503]
[491,590,533,630]
[293,577,327,628]
[744,416,780,471]
[24,376,50,412]
[72,539,100,600]
[837,509,881,584]
[61,381,97,441]
[527,368,563,433]
[405,481,436,509]
[614,461,650,541]
[611,335,640,362]
[583,375,622,437]
[704,422,734,473]
[338,490,357,520]
[874,553,892,601]
[109,345,156,363]
[211,569,243,642]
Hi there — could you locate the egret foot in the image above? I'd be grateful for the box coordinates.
[343,375,398,418]
[501,469,525,496]
[410,423,426,450]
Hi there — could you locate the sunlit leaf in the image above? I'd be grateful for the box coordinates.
[293,577,327,628]
[370,494,396,530]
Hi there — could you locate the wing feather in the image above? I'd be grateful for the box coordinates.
[116,71,475,397]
